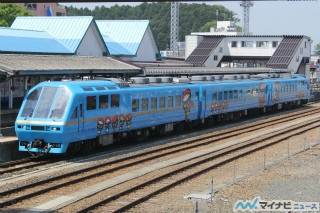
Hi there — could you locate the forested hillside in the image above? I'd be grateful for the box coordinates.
[66,2,240,50]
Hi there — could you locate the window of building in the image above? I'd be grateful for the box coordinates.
[241,41,253,48]
[231,41,237,48]
[214,55,218,61]
[256,41,269,48]
[272,41,278,48]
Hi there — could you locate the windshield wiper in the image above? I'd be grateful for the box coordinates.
[24,109,33,120]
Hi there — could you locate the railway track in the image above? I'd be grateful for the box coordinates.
[74,118,320,213]
[0,104,316,177]
[0,105,320,212]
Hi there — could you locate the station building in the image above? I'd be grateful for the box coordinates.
[0,18,314,115]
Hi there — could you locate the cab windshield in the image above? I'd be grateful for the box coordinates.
[21,86,71,119]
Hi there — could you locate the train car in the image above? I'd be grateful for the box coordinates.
[15,74,310,156]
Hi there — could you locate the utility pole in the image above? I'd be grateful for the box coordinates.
[170,1,179,57]
[240,0,253,35]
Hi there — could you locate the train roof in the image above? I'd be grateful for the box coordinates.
[34,73,307,94]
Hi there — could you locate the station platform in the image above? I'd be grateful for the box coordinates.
[0,108,19,127]
[0,127,27,162]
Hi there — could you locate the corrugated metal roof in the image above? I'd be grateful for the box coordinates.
[11,16,94,53]
[0,54,142,76]
[96,20,149,56]
[185,36,224,65]
[102,35,132,56]
[0,27,72,54]
[266,36,303,69]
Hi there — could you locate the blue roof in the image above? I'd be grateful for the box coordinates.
[96,20,150,56]
[0,27,72,54]
[11,16,95,53]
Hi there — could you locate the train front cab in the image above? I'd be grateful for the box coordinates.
[15,84,72,156]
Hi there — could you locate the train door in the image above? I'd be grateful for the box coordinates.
[265,82,272,106]
[78,103,84,133]
[197,86,205,119]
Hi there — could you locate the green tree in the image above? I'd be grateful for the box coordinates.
[314,43,320,55]
[0,3,32,27]
[199,20,217,32]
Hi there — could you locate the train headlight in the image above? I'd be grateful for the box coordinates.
[51,127,61,131]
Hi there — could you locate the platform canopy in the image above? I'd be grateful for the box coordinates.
[0,54,142,77]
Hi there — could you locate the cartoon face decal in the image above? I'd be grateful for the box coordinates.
[125,114,132,129]
[258,83,265,107]
[182,89,193,120]
[119,114,126,130]
[273,82,280,103]
[112,115,119,131]
[97,118,104,133]
[211,102,229,114]
[105,116,111,133]
[97,114,133,134]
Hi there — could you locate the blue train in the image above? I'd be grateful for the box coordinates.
[15,74,310,156]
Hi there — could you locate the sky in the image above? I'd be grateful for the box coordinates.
[61,1,320,52]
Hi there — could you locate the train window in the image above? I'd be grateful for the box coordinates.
[224,91,228,100]
[107,86,117,90]
[168,96,173,108]
[238,90,242,99]
[234,90,238,99]
[80,104,83,117]
[51,87,70,119]
[99,95,108,109]
[195,92,199,101]
[159,97,165,108]
[111,94,119,107]
[151,97,157,110]
[142,98,148,111]
[252,89,258,97]
[246,89,251,98]
[229,91,233,100]
[82,87,93,91]
[21,87,41,117]
[175,95,181,107]
[34,87,58,118]
[202,91,206,100]
[218,92,223,101]
[212,92,217,101]
[86,96,96,110]
[71,107,77,119]
[132,99,139,112]
[95,87,105,91]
